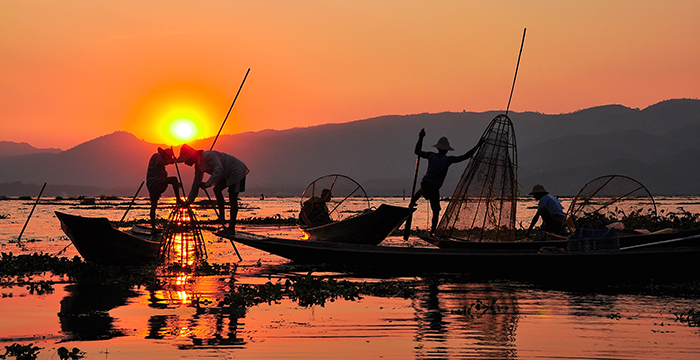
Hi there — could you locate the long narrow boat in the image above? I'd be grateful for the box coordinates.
[55,211,161,265]
[225,231,700,283]
[300,204,414,245]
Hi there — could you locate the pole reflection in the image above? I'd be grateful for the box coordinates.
[412,281,520,359]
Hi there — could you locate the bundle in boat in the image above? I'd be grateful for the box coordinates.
[160,204,208,267]
[435,114,518,242]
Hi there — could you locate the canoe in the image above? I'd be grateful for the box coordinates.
[55,211,161,265]
[420,227,700,250]
[300,204,415,245]
[225,231,700,283]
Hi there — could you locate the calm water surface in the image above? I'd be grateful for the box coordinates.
[1,196,700,359]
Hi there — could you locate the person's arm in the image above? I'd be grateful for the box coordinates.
[451,138,483,163]
[186,167,204,204]
[523,212,540,238]
[414,128,430,158]
[203,152,224,188]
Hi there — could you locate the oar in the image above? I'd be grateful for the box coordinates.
[17,182,46,245]
[403,153,421,240]
[119,181,144,224]
[203,188,243,261]
[620,233,700,251]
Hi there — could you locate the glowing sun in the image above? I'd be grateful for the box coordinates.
[169,118,198,141]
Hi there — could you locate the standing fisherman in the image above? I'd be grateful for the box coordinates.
[179,144,249,234]
[146,147,182,237]
[409,129,482,235]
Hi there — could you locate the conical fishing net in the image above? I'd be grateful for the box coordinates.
[567,175,657,229]
[160,204,208,267]
[435,114,518,241]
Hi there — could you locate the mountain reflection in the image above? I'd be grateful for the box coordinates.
[413,281,519,359]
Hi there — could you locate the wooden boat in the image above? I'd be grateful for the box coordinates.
[55,211,161,265]
[223,231,700,283]
[297,174,413,245]
[300,204,415,245]
[419,227,700,250]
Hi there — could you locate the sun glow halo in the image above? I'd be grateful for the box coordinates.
[169,118,198,141]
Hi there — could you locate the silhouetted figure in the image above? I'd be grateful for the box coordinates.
[300,189,333,227]
[147,147,181,236]
[179,144,249,234]
[410,129,481,235]
[524,184,567,238]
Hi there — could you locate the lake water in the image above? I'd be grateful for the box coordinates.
[2,196,700,359]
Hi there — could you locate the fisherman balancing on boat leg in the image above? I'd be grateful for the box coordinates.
[409,129,482,235]
[523,184,568,238]
[147,147,182,237]
[178,144,249,234]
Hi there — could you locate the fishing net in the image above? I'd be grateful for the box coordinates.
[160,204,208,267]
[567,175,657,230]
[435,114,518,241]
[298,174,371,227]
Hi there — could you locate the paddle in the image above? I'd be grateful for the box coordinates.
[403,131,424,240]
[210,68,250,151]
[120,181,144,224]
[17,182,46,246]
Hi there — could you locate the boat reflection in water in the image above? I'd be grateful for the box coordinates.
[58,284,139,341]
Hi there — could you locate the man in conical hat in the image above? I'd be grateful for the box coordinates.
[179,144,249,234]
[524,184,567,238]
[146,147,182,237]
[409,129,482,235]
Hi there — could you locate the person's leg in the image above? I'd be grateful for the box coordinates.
[149,192,160,236]
[429,195,441,234]
[228,188,239,232]
[166,177,181,203]
[410,184,426,207]
[213,181,227,225]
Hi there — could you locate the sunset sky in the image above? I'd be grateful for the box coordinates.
[2,1,699,150]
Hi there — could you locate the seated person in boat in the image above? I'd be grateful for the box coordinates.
[524,184,568,238]
[409,129,482,235]
[179,144,249,234]
[147,147,182,237]
[299,189,333,227]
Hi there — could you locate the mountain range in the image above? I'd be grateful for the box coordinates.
[1,98,699,198]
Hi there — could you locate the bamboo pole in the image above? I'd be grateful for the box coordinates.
[17,182,46,244]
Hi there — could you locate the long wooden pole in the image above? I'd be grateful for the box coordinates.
[17,182,46,244]
[120,181,144,223]
[210,68,250,151]
[505,28,526,116]
[403,155,421,240]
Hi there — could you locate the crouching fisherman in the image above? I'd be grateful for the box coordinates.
[179,144,249,234]
[147,147,182,237]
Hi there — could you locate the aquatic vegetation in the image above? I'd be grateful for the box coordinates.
[575,207,700,232]
[220,273,417,308]
[0,343,41,360]
[0,213,8,219]
[673,308,700,327]
[607,312,622,320]
[57,347,85,360]
[451,298,511,315]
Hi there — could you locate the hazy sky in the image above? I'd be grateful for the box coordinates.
[2,1,699,149]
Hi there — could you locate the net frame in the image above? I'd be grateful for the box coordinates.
[299,174,371,224]
[435,114,518,242]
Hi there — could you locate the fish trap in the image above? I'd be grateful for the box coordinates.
[160,204,207,267]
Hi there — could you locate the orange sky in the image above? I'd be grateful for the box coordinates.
[2,1,699,150]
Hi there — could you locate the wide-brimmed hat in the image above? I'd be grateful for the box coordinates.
[432,136,454,151]
[178,144,199,163]
[157,147,175,162]
[529,184,549,195]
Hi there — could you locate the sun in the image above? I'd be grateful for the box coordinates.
[169,118,198,141]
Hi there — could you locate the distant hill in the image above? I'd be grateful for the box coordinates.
[1,99,699,197]
[0,141,61,157]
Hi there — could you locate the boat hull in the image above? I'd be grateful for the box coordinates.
[300,204,414,245]
[55,211,161,265]
[229,231,700,283]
